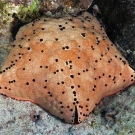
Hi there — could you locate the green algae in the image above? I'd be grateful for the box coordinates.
[91,121,99,128]
[17,0,40,23]
[0,0,40,25]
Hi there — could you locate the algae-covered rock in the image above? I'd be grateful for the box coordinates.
[1,0,40,23]
[17,0,40,23]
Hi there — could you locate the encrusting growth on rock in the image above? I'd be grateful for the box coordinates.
[0,12,135,124]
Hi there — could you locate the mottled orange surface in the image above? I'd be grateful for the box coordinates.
[0,12,134,123]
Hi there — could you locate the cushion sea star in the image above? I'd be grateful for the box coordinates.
[0,12,134,123]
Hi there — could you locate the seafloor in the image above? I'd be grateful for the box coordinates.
[0,0,135,134]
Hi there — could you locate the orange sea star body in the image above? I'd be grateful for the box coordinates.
[0,12,134,123]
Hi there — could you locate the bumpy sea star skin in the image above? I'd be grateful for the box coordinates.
[0,12,135,124]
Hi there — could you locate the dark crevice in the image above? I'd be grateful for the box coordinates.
[11,13,27,40]
[74,105,78,124]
